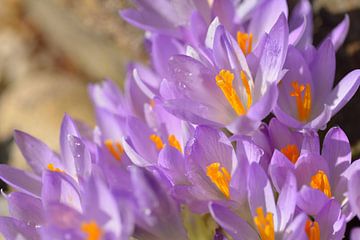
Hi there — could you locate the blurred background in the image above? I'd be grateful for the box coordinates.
[0,0,359,238]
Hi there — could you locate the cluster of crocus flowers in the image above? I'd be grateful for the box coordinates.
[1,0,360,239]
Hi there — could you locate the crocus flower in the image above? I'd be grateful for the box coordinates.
[269,126,353,208]
[162,14,288,134]
[274,40,360,130]
[210,163,306,240]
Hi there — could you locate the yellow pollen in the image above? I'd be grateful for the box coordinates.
[310,170,332,198]
[150,134,164,151]
[104,140,124,161]
[216,69,248,116]
[168,134,182,153]
[47,163,63,173]
[206,162,231,199]
[280,144,300,164]
[254,207,275,240]
[305,219,320,240]
[290,81,312,122]
[237,32,253,55]
[81,220,102,240]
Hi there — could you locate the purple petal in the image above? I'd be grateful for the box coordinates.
[277,172,297,231]
[60,114,79,177]
[322,127,351,191]
[7,192,44,225]
[158,145,187,185]
[151,34,184,78]
[351,228,360,240]
[212,0,235,32]
[247,163,278,226]
[188,126,233,171]
[95,107,126,140]
[282,213,308,240]
[327,15,350,51]
[0,217,39,240]
[231,137,263,203]
[209,203,258,240]
[83,176,129,238]
[296,186,329,216]
[130,167,186,239]
[294,153,329,187]
[254,13,289,96]
[248,0,288,42]
[125,116,158,164]
[289,0,312,48]
[316,199,346,240]
[310,39,335,104]
[348,169,360,219]
[0,164,41,197]
[247,83,278,120]
[68,135,92,180]
[14,130,61,175]
[300,130,320,155]
[41,171,82,212]
[327,69,360,116]
[268,150,295,192]
[88,79,127,115]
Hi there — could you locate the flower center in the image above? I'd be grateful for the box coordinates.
[290,81,312,122]
[253,207,275,240]
[216,70,252,116]
[305,219,320,240]
[280,144,300,164]
[237,32,253,55]
[310,170,332,198]
[206,162,231,198]
[81,220,102,240]
[104,140,124,161]
[47,163,63,173]
[150,134,182,153]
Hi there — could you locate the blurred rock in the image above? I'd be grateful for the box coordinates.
[22,0,145,83]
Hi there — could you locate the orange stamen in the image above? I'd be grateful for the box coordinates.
[104,140,124,161]
[305,219,320,240]
[216,69,246,115]
[149,134,164,151]
[237,32,253,55]
[240,70,252,109]
[206,162,231,198]
[81,220,102,240]
[168,134,182,153]
[280,144,300,164]
[253,207,275,240]
[47,163,64,173]
[310,170,332,198]
[290,81,312,122]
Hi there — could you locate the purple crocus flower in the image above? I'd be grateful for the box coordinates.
[249,117,319,170]
[274,40,360,130]
[39,173,134,240]
[210,163,306,240]
[0,114,94,200]
[161,14,288,134]
[269,126,353,209]
[172,125,264,214]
